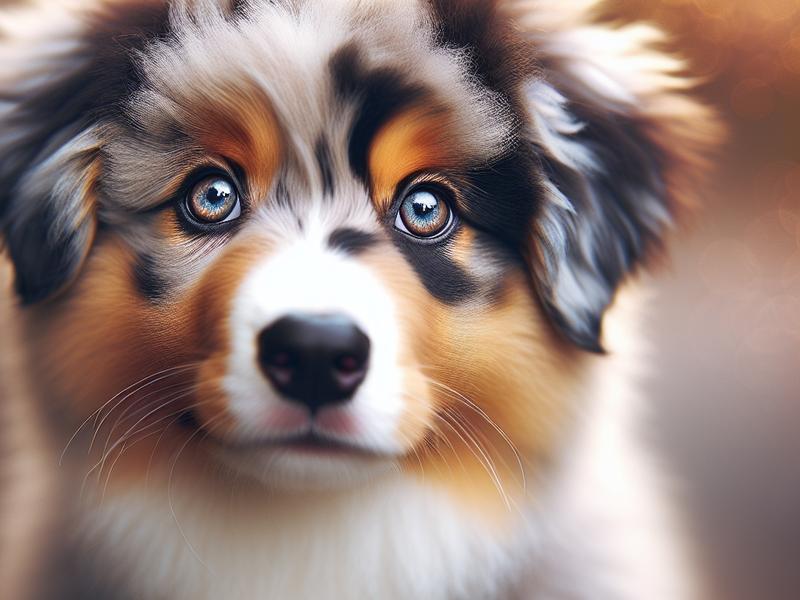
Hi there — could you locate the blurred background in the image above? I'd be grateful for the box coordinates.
[608,1,800,599]
[0,1,798,599]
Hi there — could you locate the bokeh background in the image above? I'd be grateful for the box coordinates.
[608,1,800,599]
[0,1,798,599]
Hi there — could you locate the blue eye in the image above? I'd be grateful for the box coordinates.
[395,188,453,238]
[187,175,241,224]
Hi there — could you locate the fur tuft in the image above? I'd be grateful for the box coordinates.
[506,0,722,350]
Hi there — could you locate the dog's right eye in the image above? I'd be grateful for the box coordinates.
[186,175,241,225]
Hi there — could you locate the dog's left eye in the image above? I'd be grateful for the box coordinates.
[394,187,454,239]
[186,176,241,224]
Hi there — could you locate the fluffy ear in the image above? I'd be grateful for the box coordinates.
[506,0,721,351]
[0,0,168,303]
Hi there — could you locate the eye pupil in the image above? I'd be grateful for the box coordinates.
[187,175,240,224]
[206,186,228,204]
[413,196,436,217]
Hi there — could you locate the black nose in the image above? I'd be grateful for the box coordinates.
[257,313,370,412]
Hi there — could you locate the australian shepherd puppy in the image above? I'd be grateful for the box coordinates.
[0,0,718,598]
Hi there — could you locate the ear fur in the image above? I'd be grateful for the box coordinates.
[3,130,101,303]
[0,0,169,303]
[506,0,721,351]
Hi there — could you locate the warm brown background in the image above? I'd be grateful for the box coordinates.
[1,1,798,599]
[607,2,800,599]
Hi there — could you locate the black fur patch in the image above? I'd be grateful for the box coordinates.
[315,137,335,196]
[8,205,89,304]
[392,234,480,304]
[428,0,537,114]
[459,148,542,250]
[227,0,250,19]
[328,228,380,255]
[133,252,169,302]
[329,43,429,184]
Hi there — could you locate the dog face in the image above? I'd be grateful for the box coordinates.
[0,0,715,505]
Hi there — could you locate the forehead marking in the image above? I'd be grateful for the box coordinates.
[314,137,335,196]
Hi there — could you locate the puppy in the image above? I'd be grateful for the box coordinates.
[0,0,718,598]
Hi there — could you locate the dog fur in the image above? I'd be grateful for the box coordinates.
[0,1,719,598]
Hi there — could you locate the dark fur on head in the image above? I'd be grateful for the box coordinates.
[0,0,171,302]
[0,0,717,348]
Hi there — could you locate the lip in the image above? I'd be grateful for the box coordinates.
[224,432,385,458]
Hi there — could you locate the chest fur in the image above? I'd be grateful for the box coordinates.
[79,476,533,600]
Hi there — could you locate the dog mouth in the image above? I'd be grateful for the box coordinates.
[230,432,382,457]
[181,408,390,460]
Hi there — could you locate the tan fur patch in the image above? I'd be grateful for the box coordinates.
[445,226,476,270]
[411,276,584,520]
[369,103,467,210]
[189,98,283,199]
[20,233,277,494]
[358,240,584,520]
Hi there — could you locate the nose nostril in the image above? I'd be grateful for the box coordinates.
[266,351,293,369]
[332,353,368,396]
[265,367,293,388]
[334,354,364,375]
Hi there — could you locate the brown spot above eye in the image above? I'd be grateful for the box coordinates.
[167,84,283,200]
[368,103,464,211]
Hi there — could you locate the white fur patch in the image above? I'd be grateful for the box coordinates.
[81,474,533,600]
[220,208,407,487]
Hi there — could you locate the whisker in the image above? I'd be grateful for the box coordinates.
[83,398,214,498]
[99,441,128,503]
[438,408,513,512]
[146,412,197,488]
[86,364,201,457]
[101,379,201,457]
[167,414,226,575]
[415,371,528,492]
[90,394,211,485]
[100,385,203,464]
[396,429,428,479]
[61,363,200,465]
[396,399,460,478]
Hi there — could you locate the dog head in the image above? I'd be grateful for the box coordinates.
[0,0,716,503]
